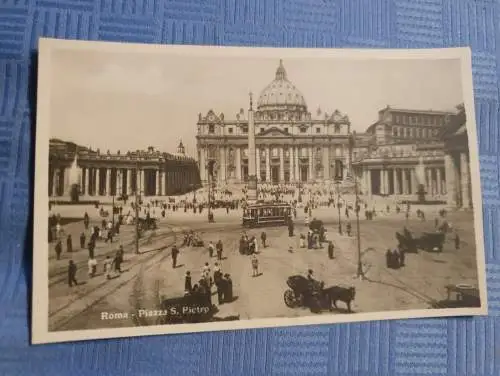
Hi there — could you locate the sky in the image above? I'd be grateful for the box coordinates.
[49,47,464,158]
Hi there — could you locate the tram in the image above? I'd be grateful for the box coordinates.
[242,203,292,228]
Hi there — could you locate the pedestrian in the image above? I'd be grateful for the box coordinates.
[88,239,95,259]
[79,231,86,249]
[392,249,400,269]
[66,234,73,253]
[385,249,392,268]
[224,274,233,303]
[55,240,62,260]
[208,241,215,258]
[328,241,334,259]
[346,223,352,237]
[455,233,460,250]
[299,233,305,248]
[184,271,192,295]
[216,240,223,260]
[68,260,77,287]
[288,246,294,253]
[87,257,97,277]
[104,256,113,279]
[84,212,89,230]
[251,254,259,277]
[288,220,294,237]
[114,248,123,273]
[202,262,211,286]
[399,248,405,267]
[171,244,179,268]
[261,231,267,248]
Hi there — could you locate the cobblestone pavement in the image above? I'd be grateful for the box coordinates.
[49,203,480,331]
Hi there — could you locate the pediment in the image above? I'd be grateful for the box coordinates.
[259,127,289,137]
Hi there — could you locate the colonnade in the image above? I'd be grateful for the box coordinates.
[199,144,349,184]
[49,165,196,198]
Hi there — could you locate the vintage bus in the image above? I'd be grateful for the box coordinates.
[242,203,292,228]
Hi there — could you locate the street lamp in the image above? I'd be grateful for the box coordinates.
[353,171,364,279]
[335,178,342,234]
[134,160,140,254]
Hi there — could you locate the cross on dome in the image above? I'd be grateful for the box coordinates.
[275,59,287,80]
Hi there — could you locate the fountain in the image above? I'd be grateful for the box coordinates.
[68,153,81,203]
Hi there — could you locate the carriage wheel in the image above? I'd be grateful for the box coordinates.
[284,289,297,308]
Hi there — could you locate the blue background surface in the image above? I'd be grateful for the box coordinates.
[0,0,499,375]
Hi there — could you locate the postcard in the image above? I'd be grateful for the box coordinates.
[32,38,487,343]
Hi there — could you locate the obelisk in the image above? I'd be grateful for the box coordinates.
[247,92,257,203]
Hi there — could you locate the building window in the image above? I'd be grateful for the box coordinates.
[300,127,307,133]
[228,127,233,134]
[334,124,340,133]
[242,126,248,133]
[260,128,265,133]
[208,124,215,134]
[406,128,411,138]
[243,148,248,158]
[272,148,278,157]
[316,127,321,133]
[417,128,421,138]
[393,127,398,137]
[284,128,289,133]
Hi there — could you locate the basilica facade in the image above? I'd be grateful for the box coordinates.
[196,60,472,208]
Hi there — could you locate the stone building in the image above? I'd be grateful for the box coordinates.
[196,60,352,185]
[352,106,455,200]
[195,59,468,205]
[48,139,200,199]
[439,105,472,208]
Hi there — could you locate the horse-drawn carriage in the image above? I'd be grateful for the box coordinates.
[283,275,356,313]
[396,229,445,253]
[431,283,481,309]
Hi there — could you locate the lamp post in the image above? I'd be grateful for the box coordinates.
[134,161,140,254]
[335,179,342,234]
[354,170,363,279]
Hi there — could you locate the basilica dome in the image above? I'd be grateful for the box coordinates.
[257,60,307,111]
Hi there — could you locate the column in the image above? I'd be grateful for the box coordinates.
[460,152,471,208]
[265,146,271,182]
[279,147,285,182]
[235,147,241,182]
[444,154,456,206]
[393,169,399,195]
[105,168,111,196]
[294,146,299,182]
[308,146,313,181]
[410,168,417,194]
[63,167,70,196]
[366,168,372,196]
[199,147,206,182]
[379,169,384,194]
[126,169,132,195]
[385,169,390,195]
[322,146,329,180]
[289,147,294,181]
[426,168,432,194]
[219,147,226,184]
[256,147,261,181]
[141,169,146,196]
[436,168,442,195]
[402,169,408,194]
[51,169,58,196]
[95,168,100,196]
[161,170,166,195]
[84,168,89,196]
[117,169,121,196]
[156,169,161,195]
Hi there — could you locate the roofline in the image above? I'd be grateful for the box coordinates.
[378,107,454,115]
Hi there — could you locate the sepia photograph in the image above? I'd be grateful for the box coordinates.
[32,39,487,344]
